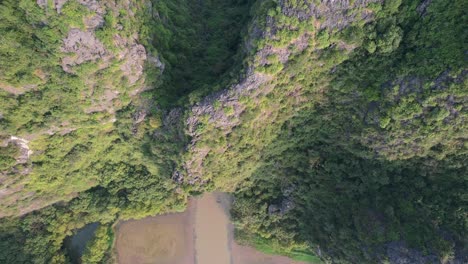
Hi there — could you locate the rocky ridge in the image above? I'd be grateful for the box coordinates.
[183,0,381,185]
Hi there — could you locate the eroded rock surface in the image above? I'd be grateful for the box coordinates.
[36,0,68,13]
[61,29,108,72]
[279,0,381,30]
[120,44,147,85]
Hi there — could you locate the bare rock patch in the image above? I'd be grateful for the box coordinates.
[61,29,108,72]
[120,44,147,85]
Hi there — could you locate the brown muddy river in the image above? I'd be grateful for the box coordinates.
[114,192,307,264]
[114,203,195,264]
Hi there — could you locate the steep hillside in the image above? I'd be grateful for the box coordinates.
[0,0,466,263]
[0,0,175,218]
[184,0,467,262]
[0,0,252,262]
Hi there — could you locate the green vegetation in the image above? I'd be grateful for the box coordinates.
[236,232,322,263]
[0,142,19,170]
[147,0,254,107]
[186,0,467,262]
[0,0,187,262]
[81,225,113,264]
[0,0,466,263]
[0,0,185,218]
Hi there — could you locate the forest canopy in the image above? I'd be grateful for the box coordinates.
[0,0,466,263]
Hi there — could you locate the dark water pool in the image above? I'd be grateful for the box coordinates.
[64,222,99,263]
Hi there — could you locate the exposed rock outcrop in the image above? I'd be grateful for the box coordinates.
[183,0,383,185]
[184,72,272,184]
[0,136,33,175]
[7,136,33,164]
[37,0,104,14]
[120,44,147,85]
[61,29,108,72]
[36,0,68,13]
[279,0,382,30]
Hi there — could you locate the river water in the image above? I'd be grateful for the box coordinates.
[114,192,307,264]
[194,192,233,264]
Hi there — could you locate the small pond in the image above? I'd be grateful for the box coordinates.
[64,222,99,263]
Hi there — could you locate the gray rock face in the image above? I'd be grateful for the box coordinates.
[36,0,46,7]
[36,0,69,13]
[148,55,165,73]
[37,0,104,13]
[77,0,104,14]
[267,198,295,215]
[120,44,147,85]
[85,14,105,29]
[280,0,382,30]
[61,29,107,72]
[1,136,32,165]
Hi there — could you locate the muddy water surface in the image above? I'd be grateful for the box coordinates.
[114,192,308,264]
[194,192,233,264]
[115,202,195,264]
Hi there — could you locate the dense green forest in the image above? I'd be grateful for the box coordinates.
[0,0,466,263]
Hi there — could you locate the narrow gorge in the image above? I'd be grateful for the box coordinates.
[0,0,466,263]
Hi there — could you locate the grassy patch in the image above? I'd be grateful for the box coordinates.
[238,232,322,263]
